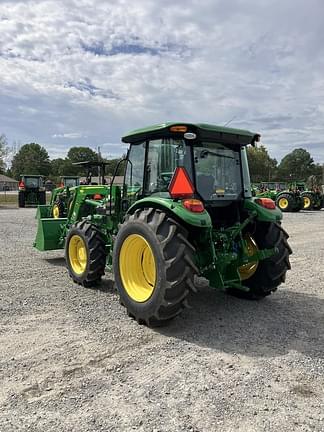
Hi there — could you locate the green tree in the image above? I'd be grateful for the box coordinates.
[247,145,277,182]
[0,134,8,174]
[50,158,74,177]
[66,147,99,175]
[278,148,315,181]
[11,143,51,179]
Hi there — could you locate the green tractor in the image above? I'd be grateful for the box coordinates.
[253,182,303,212]
[34,123,292,326]
[50,165,109,219]
[18,175,46,208]
[293,181,323,211]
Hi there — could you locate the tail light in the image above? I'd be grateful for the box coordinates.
[182,199,204,213]
[18,181,25,190]
[168,167,195,199]
[255,198,276,209]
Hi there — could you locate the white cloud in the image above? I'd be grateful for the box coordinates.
[0,0,323,163]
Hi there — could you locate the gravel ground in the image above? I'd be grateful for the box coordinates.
[0,208,323,432]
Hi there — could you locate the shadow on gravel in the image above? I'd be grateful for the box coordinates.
[45,257,66,266]
[158,286,324,359]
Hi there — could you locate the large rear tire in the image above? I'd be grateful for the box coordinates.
[301,192,314,210]
[38,191,46,205]
[113,208,198,326]
[65,220,106,287]
[228,222,292,299]
[18,191,25,208]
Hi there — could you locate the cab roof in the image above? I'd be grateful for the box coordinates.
[122,122,260,146]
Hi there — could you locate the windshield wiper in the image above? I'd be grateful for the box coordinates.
[199,150,234,160]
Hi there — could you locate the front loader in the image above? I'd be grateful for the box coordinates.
[34,122,292,326]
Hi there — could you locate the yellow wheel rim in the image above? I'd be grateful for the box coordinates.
[239,234,259,281]
[119,234,156,302]
[303,196,311,209]
[53,204,60,219]
[68,235,88,275]
[279,197,288,209]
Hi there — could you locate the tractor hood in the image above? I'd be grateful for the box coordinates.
[122,122,260,147]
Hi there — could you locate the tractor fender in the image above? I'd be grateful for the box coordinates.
[244,198,282,223]
[127,197,212,228]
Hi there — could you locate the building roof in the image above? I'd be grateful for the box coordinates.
[0,174,18,183]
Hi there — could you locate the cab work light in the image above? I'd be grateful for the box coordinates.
[168,167,194,199]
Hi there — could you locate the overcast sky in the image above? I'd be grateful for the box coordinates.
[1,0,323,163]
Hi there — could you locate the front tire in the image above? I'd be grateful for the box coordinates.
[113,208,198,326]
[276,193,294,212]
[52,200,65,218]
[65,220,106,287]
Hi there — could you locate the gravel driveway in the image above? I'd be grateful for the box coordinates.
[0,208,323,432]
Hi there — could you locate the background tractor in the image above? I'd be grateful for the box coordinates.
[293,181,323,211]
[50,164,108,219]
[18,175,46,208]
[253,182,303,212]
[34,123,292,326]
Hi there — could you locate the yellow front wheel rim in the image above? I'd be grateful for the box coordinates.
[303,197,311,208]
[239,234,259,281]
[279,197,289,209]
[53,204,60,218]
[119,234,156,302]
[68,235,88,275]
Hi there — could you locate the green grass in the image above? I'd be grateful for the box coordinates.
[0,192,51,207]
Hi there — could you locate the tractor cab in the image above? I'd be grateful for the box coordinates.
[122,122,260,226]
[18,175,46,208]
[60,176,80,188]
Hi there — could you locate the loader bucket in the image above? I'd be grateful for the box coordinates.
[35,205,52,219]
[34,216,67,251]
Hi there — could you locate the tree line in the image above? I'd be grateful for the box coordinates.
[0,138,124,183]
[0,134,323,184]
[247,145,323,184]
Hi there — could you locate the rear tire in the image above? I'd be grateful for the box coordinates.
[301,192,314,210]
[65,220,106,287]
[18,191,25,208]
[228,222,292,299]
[38,191,46,205]
[113,208,198,326]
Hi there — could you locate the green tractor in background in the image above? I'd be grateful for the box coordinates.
[254,181,303,212]
[50,166,109,219]
[34,123,292,326]
[18,175,46,208]
[293,181,323,211]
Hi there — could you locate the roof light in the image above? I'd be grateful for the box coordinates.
[168,167,194,199]
[255,197,276,210]
[170,125,188,132]
[182,199,204,213]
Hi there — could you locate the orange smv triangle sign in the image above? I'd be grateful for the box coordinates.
[168,167,195,199]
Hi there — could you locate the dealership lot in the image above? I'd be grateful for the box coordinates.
[0,208,323,432]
